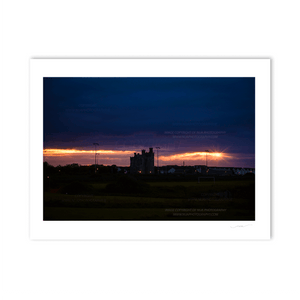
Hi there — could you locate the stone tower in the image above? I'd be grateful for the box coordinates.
[130,148,154,174]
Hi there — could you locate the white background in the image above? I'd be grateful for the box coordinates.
[1,1,299,299]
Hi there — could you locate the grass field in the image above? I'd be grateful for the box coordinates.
[44,179,255,221]
[44,206,253,221]
[91,180,253,193]
[91,183,108,189]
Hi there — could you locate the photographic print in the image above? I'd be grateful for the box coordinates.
[30,59,270,239]
[43,76,255,221]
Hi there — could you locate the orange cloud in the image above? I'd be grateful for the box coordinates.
[160,151,227,161]
[43,149,132,156]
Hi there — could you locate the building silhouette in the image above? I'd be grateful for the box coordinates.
[130,148,154,174]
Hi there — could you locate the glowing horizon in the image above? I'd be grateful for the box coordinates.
[43,149,133,156]
[160,151,227,161]
[42,148,254,168]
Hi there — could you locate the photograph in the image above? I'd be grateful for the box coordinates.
[43,77,255,221]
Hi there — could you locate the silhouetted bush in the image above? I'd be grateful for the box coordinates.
[60,182,95,195]
[105,175,150,194]
[242,173,255,179]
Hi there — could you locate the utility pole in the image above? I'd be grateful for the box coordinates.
[156,147,160,174]
[205,150,209,175]
[93,143,99,173]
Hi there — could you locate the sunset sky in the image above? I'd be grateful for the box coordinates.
[43,77,255,167]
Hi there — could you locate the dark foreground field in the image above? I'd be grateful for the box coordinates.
[44,176,255,221]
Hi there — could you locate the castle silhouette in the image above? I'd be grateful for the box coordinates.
[130,148,154,174]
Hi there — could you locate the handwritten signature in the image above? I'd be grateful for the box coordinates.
[230,224,253,228]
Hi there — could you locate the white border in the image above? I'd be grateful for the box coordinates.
[30,59,270,240]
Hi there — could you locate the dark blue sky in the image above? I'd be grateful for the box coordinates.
[44,77,255,167]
